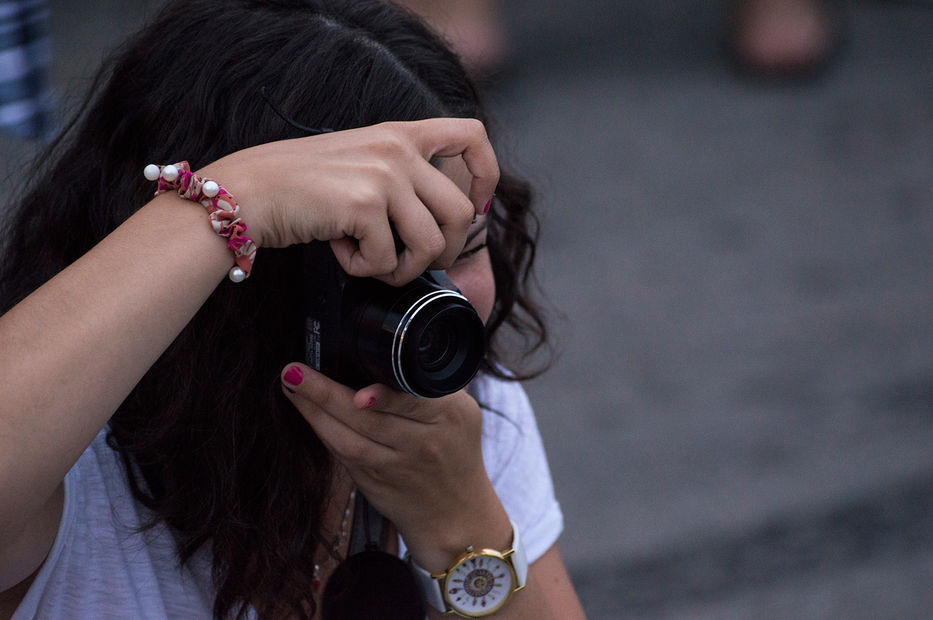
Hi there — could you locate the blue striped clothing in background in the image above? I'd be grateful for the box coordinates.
[0,0,52,140]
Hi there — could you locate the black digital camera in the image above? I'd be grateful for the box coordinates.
[302,242,486,398]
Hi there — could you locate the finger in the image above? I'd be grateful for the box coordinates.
[409,160,475,269]
[353,383,397,411]
[381,190,447,286]
[322,387,415,446]
[281,364,395,459]
[291,384,408,451]
[329,216,398,278]
[354,383,446,425]
[282,363,354,410]
[408,118,499,214]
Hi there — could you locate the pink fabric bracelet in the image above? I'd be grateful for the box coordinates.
[144,161,257,282]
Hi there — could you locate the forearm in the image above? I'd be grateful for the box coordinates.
[0,192,231,536]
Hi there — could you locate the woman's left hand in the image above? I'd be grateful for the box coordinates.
[280,364,512,571]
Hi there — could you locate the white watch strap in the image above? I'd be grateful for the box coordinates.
[411,555,448,611]
[511,522,528,587]
[408,520,527,612]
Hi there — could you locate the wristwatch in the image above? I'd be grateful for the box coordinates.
[408,521,528,617]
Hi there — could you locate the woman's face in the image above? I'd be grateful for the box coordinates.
[437,156,495,325]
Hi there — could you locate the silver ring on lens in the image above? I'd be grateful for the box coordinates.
[391,289,470,397]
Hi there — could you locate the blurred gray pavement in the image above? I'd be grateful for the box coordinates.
[2,1,932,618]
[492,1,933,618]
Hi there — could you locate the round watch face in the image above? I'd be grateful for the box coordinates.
[444,553,515,616]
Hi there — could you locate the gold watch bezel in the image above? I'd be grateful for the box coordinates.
[434,545,523,618]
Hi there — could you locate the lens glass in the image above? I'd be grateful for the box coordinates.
[417,317,456,372]
[399,300,484,396]
[350,276,485,398]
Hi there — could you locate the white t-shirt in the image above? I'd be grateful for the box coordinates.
[13,375,563,619]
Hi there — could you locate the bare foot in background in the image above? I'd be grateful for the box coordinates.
[730,0,836,76]
[392,0,508,77]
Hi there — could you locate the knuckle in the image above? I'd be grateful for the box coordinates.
[381,252,400,275]
[464,117,487,139]
[451,394,481,425]
[422,229,447,259]
[365,158,395,183]
[372,128,408,158]
[345,260,372,280]
[418,440,445,467]
[412,436,437,461]
[347,183,382,210]
[386,271,411,287]
[455,196,475,223]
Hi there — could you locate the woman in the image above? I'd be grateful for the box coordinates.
[0,0,584,617]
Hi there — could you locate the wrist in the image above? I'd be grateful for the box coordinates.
[402,484,511,573]
[196,155,269,249]
[142,193,234,275]
[409,518,529,618]
[144,160,259,282]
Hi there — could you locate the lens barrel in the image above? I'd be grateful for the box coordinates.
[354,277,485,398]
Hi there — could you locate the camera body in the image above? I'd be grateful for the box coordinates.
[302,241,485,398]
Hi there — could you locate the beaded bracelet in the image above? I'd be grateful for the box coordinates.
[144,161,257,282]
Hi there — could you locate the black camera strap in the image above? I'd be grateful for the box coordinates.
[321,493,426,619]
[348,490,385,555]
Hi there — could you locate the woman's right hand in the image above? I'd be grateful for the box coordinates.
[201,118,499,286]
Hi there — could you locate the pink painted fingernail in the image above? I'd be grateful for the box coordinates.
[362,396,377,409]
[283,366,304,386]
[483,199,492,214]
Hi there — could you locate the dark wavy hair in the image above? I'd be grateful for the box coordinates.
[0,0,549,617]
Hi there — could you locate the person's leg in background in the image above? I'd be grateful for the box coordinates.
[392,0,839,80]
[729,0,838,76]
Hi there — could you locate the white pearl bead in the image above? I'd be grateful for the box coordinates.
[143,164,161,181]
[228,266,247,283]
[162,165,179,182]
[203,180,219,198]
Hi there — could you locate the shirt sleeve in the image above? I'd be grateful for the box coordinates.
[473,374,564,564]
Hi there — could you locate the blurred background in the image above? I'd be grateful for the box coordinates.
[2,1,932,618]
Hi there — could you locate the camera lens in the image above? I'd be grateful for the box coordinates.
[396,298,484,397]
[417,317,455,372]
[352,275,485,398]
[303,241,485,397]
